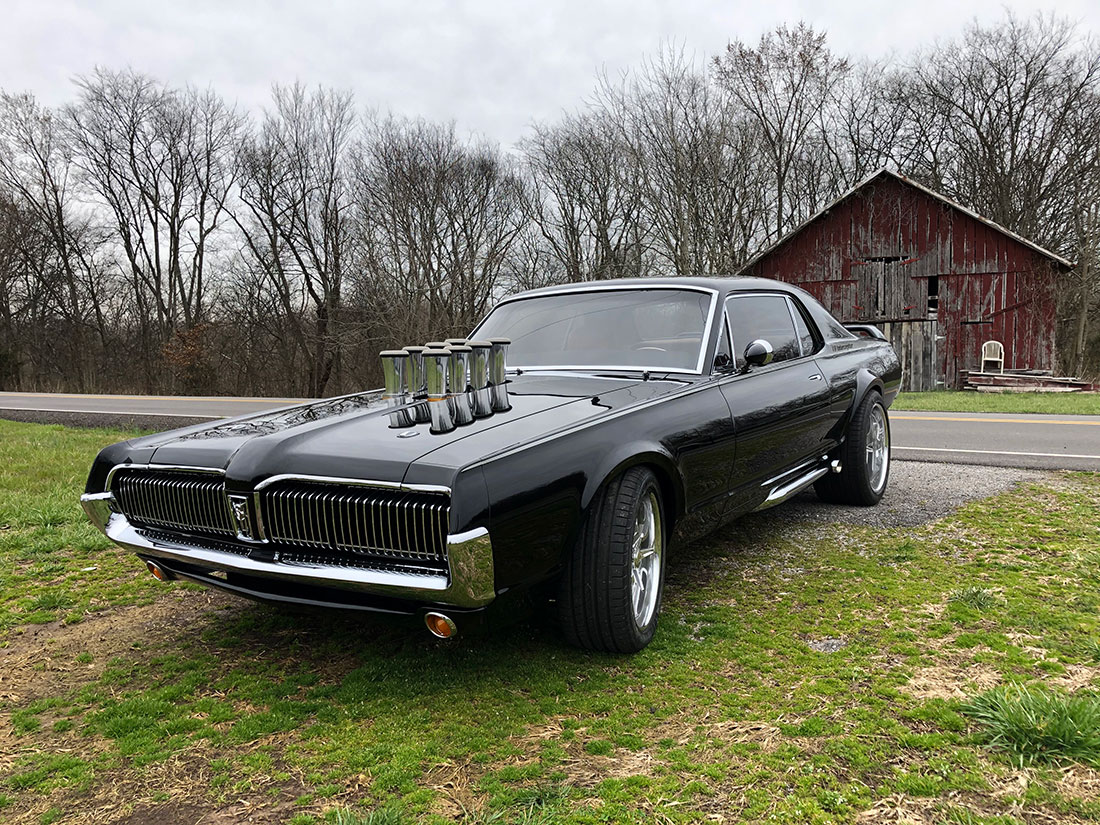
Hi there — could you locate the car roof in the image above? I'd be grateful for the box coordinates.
[509,276,798,300]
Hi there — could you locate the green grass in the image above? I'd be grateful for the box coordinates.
[962,685,1100,767]
[894,390,1100,415]
[1,418,1100,824]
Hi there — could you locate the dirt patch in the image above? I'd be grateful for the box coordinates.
[1058,764,1100,803]
[0,588,235,703]
[900,663,1001,700]
[1050,664,1100,693]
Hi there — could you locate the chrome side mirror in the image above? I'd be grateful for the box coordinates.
[742,339,774,372]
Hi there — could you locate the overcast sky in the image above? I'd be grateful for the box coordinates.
[4,0,1099,148]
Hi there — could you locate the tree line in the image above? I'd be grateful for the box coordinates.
[1,12,1098,397]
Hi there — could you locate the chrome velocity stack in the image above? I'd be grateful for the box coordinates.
[403,345,431,424]
[380,350,413,428]
[487,337,511,412]
[423,348,455,433]
[447,344,475,425]
[466,340,494,418]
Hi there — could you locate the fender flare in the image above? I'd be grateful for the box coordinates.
[579,443,686,526]
[829,368,885,444]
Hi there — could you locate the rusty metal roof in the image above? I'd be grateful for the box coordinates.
[737,168,1075,274]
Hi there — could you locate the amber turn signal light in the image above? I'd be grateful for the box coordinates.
[145,560,169,581]
[424,612,457,639]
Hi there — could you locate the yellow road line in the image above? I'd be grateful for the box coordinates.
[892,414,1100,426]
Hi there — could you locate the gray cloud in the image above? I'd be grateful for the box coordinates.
[4,0,1099,146]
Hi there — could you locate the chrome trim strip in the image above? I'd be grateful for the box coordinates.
[471,285,720,376]
[254,474,450,495]
[105,462,225,490]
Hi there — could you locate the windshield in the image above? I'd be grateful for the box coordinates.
[474,288,714,373]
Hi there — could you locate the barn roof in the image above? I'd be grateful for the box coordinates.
[737,168,1074,273]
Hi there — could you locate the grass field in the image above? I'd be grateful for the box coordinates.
[2,419,1100,824]
[894,391,1100,415]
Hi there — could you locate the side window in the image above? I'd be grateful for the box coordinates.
[726,294,802,366]
[789,298,819,356]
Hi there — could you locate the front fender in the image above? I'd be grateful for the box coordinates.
[579,443,685,522]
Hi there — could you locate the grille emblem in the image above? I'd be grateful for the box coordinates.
[227,495,253,540]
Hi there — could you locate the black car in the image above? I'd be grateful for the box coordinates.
[82,277,901,652]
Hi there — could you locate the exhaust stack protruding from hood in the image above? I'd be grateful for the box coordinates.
[380,350,414,428]
[447,344,475,426]
[487,337,511,412]
[465,341,494,418]
[423,348,455,433]
[402,345,430,424]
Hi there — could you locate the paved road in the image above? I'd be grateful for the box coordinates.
[2,392,1098,471]
[890,411,1100,471]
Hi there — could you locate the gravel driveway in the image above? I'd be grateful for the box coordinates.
[780,459,1049,527]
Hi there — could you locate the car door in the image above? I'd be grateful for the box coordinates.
[718,292,835,513]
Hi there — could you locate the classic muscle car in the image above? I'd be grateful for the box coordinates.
[82,277,901,652]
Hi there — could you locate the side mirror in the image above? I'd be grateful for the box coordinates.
[742,339,774,372]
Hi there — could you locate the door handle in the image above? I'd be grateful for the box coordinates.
[809,374,823,381]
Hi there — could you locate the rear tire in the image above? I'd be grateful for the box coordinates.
[557,467,666,653]
[814,391,890,506]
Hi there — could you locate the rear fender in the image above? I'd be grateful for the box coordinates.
[827,368,883,444]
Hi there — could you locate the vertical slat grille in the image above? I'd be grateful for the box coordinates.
[113,471,234,536]
[260,483,449,566]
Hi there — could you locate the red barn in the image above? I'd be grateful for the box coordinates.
[738,169,1073,390]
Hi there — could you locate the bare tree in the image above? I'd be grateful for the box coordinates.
[714,24,851,240]
[350,116,527,352]
[522,111,645,282]
[234,83,355,397]
[64,69,240,389]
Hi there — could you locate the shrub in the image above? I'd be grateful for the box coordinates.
[961,684,1100,766]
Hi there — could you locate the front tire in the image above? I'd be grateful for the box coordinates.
[557,467,666,653]
[815,391,891,506]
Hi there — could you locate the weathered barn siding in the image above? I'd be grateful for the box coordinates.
[739,171,1068,390]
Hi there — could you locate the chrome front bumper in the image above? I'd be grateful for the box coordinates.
[80,492,495,608]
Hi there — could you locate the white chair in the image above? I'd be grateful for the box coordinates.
[981,340,1004,374]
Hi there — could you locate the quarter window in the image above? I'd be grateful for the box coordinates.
[726,294,802,366]
[790,300,818,356]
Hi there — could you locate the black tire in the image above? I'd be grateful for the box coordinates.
[557,467,666,653]
[814,391,891,506]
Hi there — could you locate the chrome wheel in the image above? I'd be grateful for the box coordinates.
[866,404,890,494]
[631,490,662,628]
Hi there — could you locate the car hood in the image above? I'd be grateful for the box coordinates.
[140,373,688,489]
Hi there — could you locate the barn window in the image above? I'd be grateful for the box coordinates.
[928,276,939,317]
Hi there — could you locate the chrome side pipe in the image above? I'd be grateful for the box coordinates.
[487,337,511,412]
[447,345,475,425]
[423,348,455,433]
[380,350,413,428]
[403,345,431,424]
[466,340,494,418]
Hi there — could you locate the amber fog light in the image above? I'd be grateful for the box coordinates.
[424,612,457,639]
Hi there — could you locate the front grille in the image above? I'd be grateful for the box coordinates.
[112,470,234,536]
[110,470,451,576]
[259,482,450,570]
